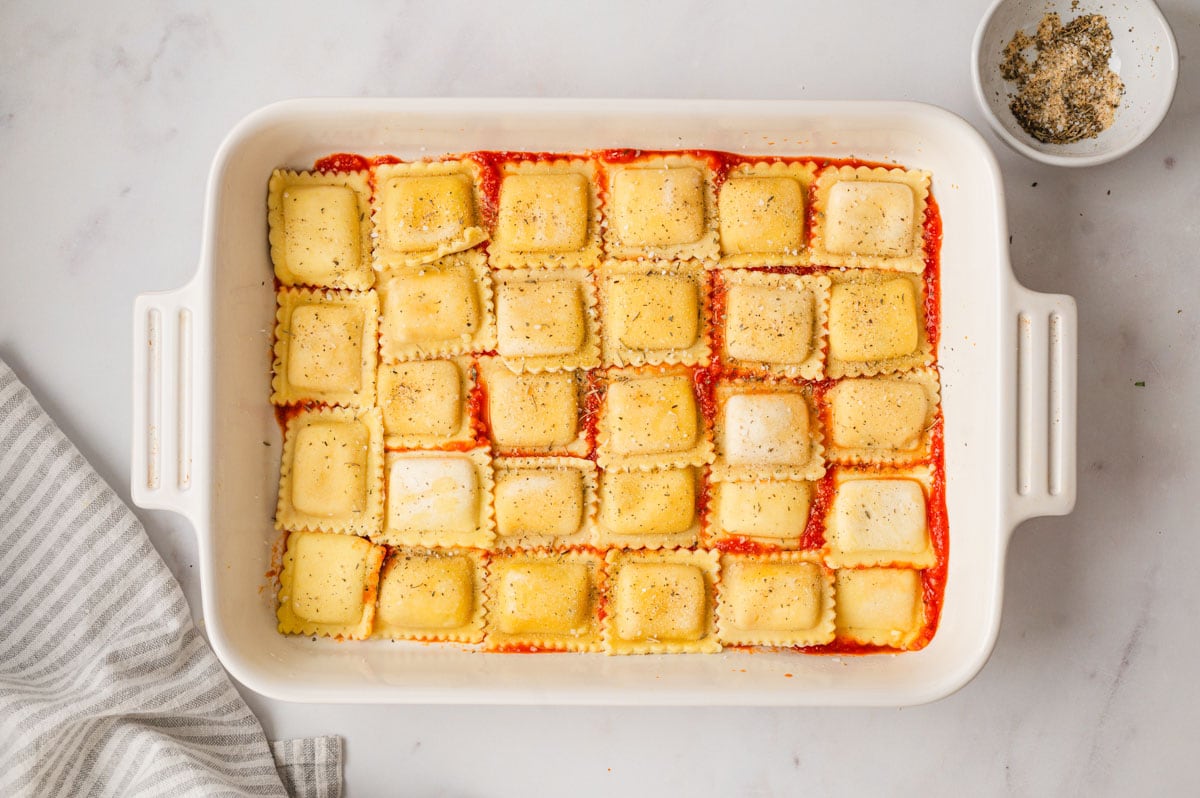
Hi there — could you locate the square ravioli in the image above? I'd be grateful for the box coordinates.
[709,478,812,547]
[597,367,713,470]
[826,370,939,464]
[373,548,484,642]
[826,182,914,256]
[377,358,475,449]
[717,554,834,646]
[478,359,586,455]
[718,162,816,265]
[721,271,828,378]
[813,165,930,273]
[604,156,718,260]
[714,385,823,480]
[380,449,493,548]
[826,272,930,378]
[492,457,595,548]
[268,170,374,290]
[377,252,493,361]
[486,552,602,651]
[825,472,935,568]
[835,567,924,648]
[277,531,384,639]
[491,161,600,267]
[600,261,708,367]
[276,407,385,537]
[271,288,378,408]
[605,549,720,654]
[372,161,487,268]
[493,269,599,372]
[596,465,699,549]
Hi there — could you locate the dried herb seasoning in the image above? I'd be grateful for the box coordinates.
[1000,12,1125,145]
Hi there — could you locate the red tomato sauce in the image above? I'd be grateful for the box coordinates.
[922,195,943,352]
[274,400,325,435]
[712,537,778,556]
[579,371,605,460]
[313,153,371,173]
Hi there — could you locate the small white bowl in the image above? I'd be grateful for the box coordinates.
[972,0,1178,167]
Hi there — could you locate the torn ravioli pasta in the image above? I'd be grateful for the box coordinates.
[372,160,487,268]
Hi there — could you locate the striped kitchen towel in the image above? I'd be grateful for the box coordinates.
[0,359,341,798]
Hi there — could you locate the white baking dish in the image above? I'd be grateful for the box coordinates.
[130,99,1076,706]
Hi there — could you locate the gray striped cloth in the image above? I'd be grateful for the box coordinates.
[0,360,342,798]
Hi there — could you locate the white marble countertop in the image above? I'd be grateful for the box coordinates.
[2,1,1197,794]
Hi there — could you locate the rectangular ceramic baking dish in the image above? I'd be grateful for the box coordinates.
[130,99,1076,706]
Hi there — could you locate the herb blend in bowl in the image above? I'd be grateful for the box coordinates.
[973,0,1178,166]
[1000,12,1124,145]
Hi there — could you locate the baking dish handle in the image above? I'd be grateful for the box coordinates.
[131,278,204,522]
[1007,284,1078,525]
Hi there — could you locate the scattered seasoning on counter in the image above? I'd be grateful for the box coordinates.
[1000,12,1124,144]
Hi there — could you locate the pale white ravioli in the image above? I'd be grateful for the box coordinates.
[834,567,924,648]
[379,448,493,548]
[825,469,935,568]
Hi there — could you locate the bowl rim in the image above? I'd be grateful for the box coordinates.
[970,0,1180,168]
